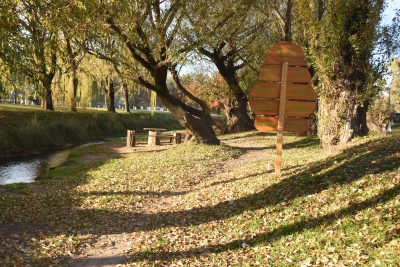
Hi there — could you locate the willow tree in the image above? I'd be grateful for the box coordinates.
[0,0,60,110]
[82,55,118,112]
[296,0,386,153]
[76,0,220,144]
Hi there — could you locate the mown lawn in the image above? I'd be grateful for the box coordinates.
[0,126,399,266]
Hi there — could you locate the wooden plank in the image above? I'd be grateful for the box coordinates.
[259,66,281,82]
[286,84,318,101]
[254,116,278,132]
[254,116,309,134]
[249,99,279,115]
[249,82,280,99]
[259,66,311,83]
[287,67,312,83]
[285,100,316,117]
[284,118,309,133]
[250,99,316,117]
[250,83,317,101]
[264,41,307,66]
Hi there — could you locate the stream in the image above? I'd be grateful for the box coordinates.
[0,141,107,185]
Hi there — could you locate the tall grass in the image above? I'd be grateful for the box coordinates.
[0,104,183,155]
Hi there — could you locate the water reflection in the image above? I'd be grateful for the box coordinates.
[0,139,118,185]
[0,149,71,185]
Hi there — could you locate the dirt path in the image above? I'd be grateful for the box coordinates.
[67,138,270,267]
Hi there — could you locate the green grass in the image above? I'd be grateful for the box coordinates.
[0,116,399,266]
[0,104,183,155]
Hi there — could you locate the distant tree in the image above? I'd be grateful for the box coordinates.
[0,0,60,110]
[389,58,400,112]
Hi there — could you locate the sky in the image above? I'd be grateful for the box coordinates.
[381,0,399,88]
[382,0,399,25]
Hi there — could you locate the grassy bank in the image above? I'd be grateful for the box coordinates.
[0,125,398,266]
[0,104,183,156]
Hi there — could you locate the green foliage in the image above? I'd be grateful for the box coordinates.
[368,94,393,127]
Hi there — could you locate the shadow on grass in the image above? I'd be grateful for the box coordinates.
[62,136,398,235]
[118,137,398,233]
[130,184,400,262]
[282,136,320,149]
[220,131,277,142]
[72,135,397,252]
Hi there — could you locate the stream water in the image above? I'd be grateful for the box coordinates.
[0,141,108,185]
[0,148,72,185]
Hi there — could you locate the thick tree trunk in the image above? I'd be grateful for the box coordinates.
[227,92,254,132]
[42,76,55,111]
[318,89,358,153]
[158,91,220,145]
[44,88,54,111]
[216,67,254,133]
[357,105,369,135]
[105,14,220,145]
[40,53,56,111]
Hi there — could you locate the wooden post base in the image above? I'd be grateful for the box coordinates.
[127,130,136,147]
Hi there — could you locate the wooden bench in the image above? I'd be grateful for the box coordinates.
[127,130,182,147]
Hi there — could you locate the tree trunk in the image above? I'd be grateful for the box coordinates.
[227,92,254,132]
[105,13,220,145]
[44,88,54,111]
[357,105,369,135]
[40,53,56,111]
[70,76,78,112]
[42,76,55,111]
[106,78,116,113]
[66,37,79,112]
[215,63,254,133]
[13,88,17,105]
[318,89,357,153]
[123,82,130,113]
[158,91,220,145]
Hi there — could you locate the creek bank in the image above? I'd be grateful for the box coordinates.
[0,139,121,185]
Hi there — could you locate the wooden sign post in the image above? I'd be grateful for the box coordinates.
[249,41,317,177]
[276,62,288,177]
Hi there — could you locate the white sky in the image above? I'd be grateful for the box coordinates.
[382,0,399,25]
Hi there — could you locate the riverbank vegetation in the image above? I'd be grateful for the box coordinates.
[0,125,398,266]
[0,104,183,156]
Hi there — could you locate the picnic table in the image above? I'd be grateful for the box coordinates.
[126,128,182,147]
[143,128,167,146]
